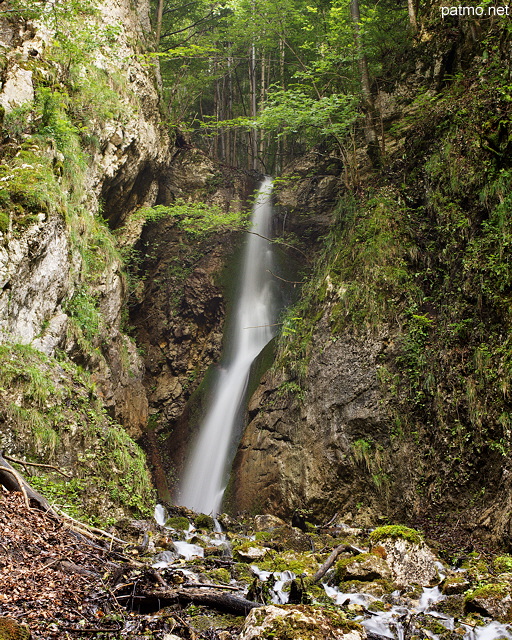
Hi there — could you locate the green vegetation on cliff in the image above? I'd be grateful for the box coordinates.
[0,343,153,523]
[0,0,157,521]
[247,5,512,535]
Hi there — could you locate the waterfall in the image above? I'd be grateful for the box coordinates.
[177,177,279,515]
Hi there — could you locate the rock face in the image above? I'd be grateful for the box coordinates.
[0,0,169,437]
[229,320,395,518]
[240,605,366,640]
[0,216,70,347]
[127,149,258,496]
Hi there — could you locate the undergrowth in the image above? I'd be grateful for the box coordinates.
[0,343,153,524]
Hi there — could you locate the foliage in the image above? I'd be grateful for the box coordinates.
[0,343,154,522]
[134,201,248,238]
[151,0,411,170]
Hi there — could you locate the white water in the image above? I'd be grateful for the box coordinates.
[178,177,278,515]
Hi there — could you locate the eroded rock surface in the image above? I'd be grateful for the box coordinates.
[229,321,395,518]
[240,605,366,640]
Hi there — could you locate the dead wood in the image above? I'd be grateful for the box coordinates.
[178,587,260,614]
[181,582,240,591]
[125,587,261,615]
[312,544,362,583]
[1,451,72,478]
[0,454,55,513]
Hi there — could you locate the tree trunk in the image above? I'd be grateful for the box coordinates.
[156,0,164,46]
[350,0,380,166]
[0,453,54,513]
[249,43,258,170]
[407,0,418,32]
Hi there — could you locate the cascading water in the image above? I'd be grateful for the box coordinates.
[177,177,280,515]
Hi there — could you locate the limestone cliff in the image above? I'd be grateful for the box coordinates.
[0,0,170,519]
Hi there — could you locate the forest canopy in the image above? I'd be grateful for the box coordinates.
[150,0,412,172]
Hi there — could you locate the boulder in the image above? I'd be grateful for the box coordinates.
[254,514,288,530]
[336,553,392,582]
[370,528,439,587]
[465,583,512,622]
[236,545,269,562]
[239,605,366,640]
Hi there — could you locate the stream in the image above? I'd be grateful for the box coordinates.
[152,504,512,640]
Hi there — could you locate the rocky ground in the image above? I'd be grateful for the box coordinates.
[2,489,512,640]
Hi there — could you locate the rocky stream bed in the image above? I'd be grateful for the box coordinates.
[1,490,512,640]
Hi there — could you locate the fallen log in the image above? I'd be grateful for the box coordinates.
[0,453,55,514]
[312,544,363,583]
[125,587,261,616]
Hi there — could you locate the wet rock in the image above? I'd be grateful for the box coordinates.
[336,553,392,582]
[235,545,269,562]
[464,583,512,622]
[239,605,366,640]
[230,330,392,519]
[264,525,313,553]
[442,573,471,595]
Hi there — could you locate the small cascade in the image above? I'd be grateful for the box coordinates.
[177,177,280,515]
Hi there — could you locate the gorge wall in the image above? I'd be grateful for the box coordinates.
[228,14,512,547]
[0,0,172,520]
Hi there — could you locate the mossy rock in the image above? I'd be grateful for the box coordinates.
[194,513,215,530]
[461,558,491,583]
[415,614,461,640]
[436,594,465,618]
[442,574,470,595]
[233,541,269,562]
[0,618,30,640]
[494,556,512,574]
[335,553,391,583]
[369,525,423,545]
[338,579,395,597]
[240,605,365,640]
[204,567,231,584]
[465,583,512,622]
[233,562,254,585]
[258,550,320,577]
[166,516,190,531]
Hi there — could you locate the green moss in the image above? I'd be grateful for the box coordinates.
[368,600,387,612]
[205,568,231,584]
[465,583,509,601]
[436,595,465,618]
[258,550,320,576]
[250,605,362,640]
[232,562,253,585]
[494,556,512,574]
[441,575,470,595]
[0,343,154,525]
[166,516,190,531]
[0,211,8,233]
[194,513,215,530]
[370,525,422,545]
[338,579,395,596]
